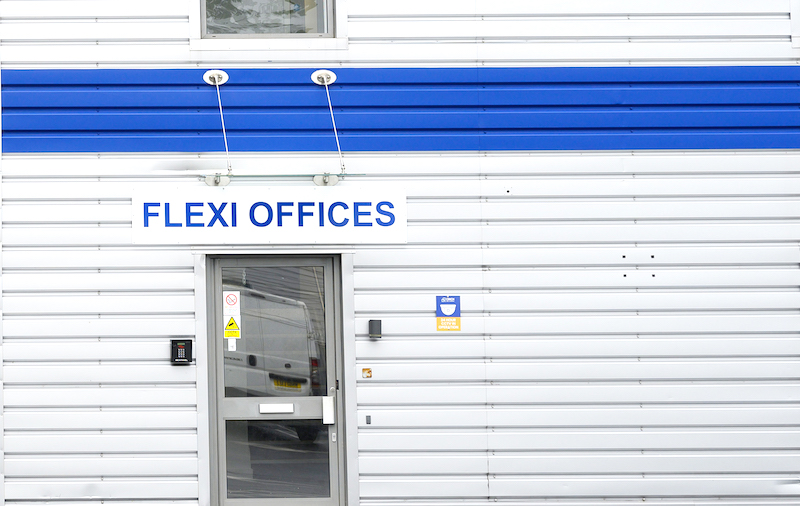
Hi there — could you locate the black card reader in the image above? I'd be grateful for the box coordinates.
[171,340,193,365]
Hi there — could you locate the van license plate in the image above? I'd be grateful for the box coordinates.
[274,378,302,389]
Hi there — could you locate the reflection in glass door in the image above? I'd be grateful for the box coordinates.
[211,257,341,506]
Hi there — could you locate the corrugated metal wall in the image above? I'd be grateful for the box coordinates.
[2,163,200,502]
[351,152,800,501]
[2,151,799,503]
[2,0,800,504]
[0,0,796,67]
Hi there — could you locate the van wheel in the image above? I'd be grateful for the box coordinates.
[295,426,320,442]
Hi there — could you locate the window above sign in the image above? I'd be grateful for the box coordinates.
[190,0,347,51]
[202,0,332,38]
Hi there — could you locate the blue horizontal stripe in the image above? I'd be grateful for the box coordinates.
[6,109,800,132]
[6,129,800,153]
[6,66,800,85]
[5,85,799,108]
[4,66,800,153]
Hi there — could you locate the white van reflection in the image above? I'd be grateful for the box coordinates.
[224,285,324,444]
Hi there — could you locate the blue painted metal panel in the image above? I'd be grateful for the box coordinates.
[3,67,800,153]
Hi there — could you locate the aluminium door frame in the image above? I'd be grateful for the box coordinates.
[203,254,352,506]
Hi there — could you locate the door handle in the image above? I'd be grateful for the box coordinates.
[259,403,294,414]
[322,395,335,425]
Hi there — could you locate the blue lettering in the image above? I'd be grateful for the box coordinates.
[376,201,396,226]
[354,202,372,227]
[328,202,349,227]
[298,202,314,227]
[165,203,182,227]
[186,202,204,227]
[208,202,228,227]
[250,202,273,227]
[144,203,160,227]
[277,202,294,226]
[231,203,237,227]
[318,202,325,227]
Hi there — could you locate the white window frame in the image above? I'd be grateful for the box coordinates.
[793,0,800,48]
[188,0,348,51]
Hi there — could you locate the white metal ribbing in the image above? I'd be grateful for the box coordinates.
[1,150,199,504]
[351,151,798,502]
[0,0,795,68]
[2,150,799,503]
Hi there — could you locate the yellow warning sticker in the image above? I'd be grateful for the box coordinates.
[437,316,461,331]
[224,317,241,339]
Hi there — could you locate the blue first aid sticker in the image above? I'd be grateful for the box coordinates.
[436,295,461,331]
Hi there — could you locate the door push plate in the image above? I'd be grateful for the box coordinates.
[259,403,294,414]
[322,396,335,425]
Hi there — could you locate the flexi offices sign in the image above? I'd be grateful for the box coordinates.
[132,186,407,244]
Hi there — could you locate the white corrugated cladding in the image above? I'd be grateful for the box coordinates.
[1,151,799,503]
[1,156,201,505]
[0,0,796,67]
[352,152,800,502]
[2,161,199,503]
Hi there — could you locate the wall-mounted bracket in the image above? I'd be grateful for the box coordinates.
[311,69,337,85]
[203,70,229,86]
[205,174,231,186]
[313,173,339,186]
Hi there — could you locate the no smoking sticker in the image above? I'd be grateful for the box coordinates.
[223,291,240,316]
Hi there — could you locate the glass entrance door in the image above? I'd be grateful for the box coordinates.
[211,257,341,506]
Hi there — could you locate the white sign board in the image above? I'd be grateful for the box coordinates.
[132,186,407,244]
[223,291,240,315]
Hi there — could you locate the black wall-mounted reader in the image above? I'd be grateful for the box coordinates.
[171,340,193,364]
[369,320,382,339]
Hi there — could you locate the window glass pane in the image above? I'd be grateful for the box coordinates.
[222,266,328,398]
[205,0,327,35]
[226,420,330,498]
